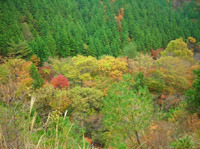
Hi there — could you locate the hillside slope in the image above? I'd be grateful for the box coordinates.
[0,0,200,61]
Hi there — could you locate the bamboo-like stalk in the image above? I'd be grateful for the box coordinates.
[29,96,36,115]
[0,125,8,149]
[36,134,44,149]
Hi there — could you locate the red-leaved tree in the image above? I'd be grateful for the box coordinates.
[151,48,164,60]
[50,74,69,89]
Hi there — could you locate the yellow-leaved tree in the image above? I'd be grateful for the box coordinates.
[50,55,98,84]
[95,56,128,81]
[161,38,194,62]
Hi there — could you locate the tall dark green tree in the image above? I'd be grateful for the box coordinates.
[30,37,50,62]
[186,66,200,115]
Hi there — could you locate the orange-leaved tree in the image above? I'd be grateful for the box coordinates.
[30,54,40,67]
[0,59,33,103]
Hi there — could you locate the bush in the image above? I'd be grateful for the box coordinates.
[170,135,194,149]
[0,101,88,149]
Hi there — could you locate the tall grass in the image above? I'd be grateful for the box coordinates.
[0,95,89,149]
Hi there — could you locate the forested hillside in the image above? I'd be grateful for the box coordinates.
[1,0,200,148]
[0,0,200,61]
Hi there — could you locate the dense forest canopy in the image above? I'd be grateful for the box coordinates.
[1,0,200,148]
[0,0,200,61]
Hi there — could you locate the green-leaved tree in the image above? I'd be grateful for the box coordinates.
[7,40,32,59]
[102,74,154,148]
[186,66,200,115]
[30,63,44,89]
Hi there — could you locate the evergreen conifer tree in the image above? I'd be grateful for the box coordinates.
[7,39,32,59]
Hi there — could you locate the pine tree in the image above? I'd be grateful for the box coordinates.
[45,33,57,57]
[30,37,50,62]
[7,39,32,59]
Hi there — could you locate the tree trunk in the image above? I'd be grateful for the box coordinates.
[135,131,141,146]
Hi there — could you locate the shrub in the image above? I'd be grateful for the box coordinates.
[170,135,194,149]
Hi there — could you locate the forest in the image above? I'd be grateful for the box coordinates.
[0,0,200,148]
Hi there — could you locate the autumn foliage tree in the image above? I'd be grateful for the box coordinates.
[50,74,69,89]
[128,54,154,76]
[95,56,128,81]
[30,54,40,67]
[147,56,191,94]
[161,38,194,62]
[67,86,103,122]
[115,8,124,31]
[151,48,164,60]
[0,59,33,103]
[50,55,97,83]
